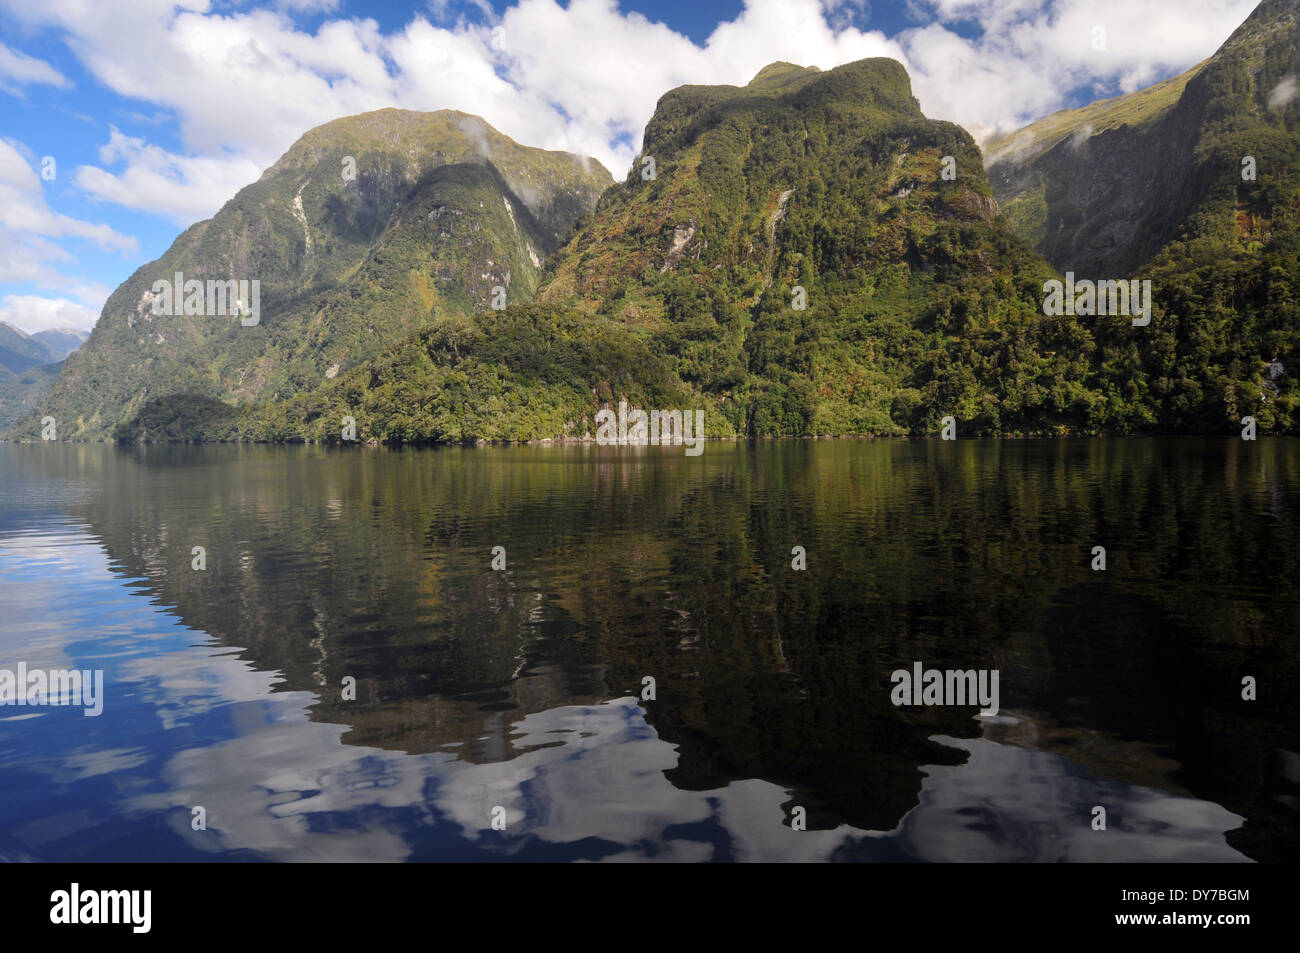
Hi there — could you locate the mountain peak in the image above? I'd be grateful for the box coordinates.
[267,108,609,184]
[18,102,614,439]
[747,62,820,89]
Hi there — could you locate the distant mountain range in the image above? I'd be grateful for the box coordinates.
[0,322,87,372]
[0,323,88,430]
[11,0,1299,442]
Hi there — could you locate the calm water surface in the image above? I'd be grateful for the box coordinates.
[1,439,1297,861]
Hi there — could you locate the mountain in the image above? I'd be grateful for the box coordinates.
[0,322,86,372]
[0,321,56,373]
[14,110,610,440]
[31,328,88,362]
[195,56,1096,444]
[536,56,1090,437]
[19,6,1300,444]
[0,360,62,432]
[0,323,85,431]
[987,0,1300,431]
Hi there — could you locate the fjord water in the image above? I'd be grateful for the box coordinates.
[1,440,1296,862]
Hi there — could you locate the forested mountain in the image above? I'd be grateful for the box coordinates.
[0,323,86,430]
[13,110,610,440]
[12,0,1300,442]
[157,57,1099,443]
[987,0,1300,431]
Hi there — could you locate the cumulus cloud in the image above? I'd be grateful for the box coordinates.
[898,0,1258,139]
[0,140,137,252]
[2,0,1258,207]
[74,128,264,225]
[0,140,127,332]
[0,293,100,333]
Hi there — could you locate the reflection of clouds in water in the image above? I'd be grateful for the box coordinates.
[2,531,1253,863]
[0,529,120,666]
[16,603,1255,863]
[118,655,1251,862]
[123,646,300,732]
[898,736,1250,862]
[125,688,866,862]
[137,724,433,862]
[429,699,868,862]
[51,746,152,783]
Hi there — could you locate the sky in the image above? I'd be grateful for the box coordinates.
[0,0,1262,333]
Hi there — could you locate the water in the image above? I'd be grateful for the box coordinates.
[0,439,1296,862]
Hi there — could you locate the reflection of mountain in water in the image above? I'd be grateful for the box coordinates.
[6,440,1298,860]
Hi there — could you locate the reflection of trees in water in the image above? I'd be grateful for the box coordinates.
[31,438,1300,859]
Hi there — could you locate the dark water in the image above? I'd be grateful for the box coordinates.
[1,439,1297,862]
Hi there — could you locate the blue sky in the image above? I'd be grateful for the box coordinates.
[0,0,1260,333]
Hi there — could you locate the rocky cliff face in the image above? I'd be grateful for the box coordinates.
[986,0,1300,433]
[987,0,1299,278]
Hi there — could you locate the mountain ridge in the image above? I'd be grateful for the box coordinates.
[11,1,1300,443]
[986,0,1300,432]
[16,109,612,440]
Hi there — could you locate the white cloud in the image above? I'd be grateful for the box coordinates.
[900,0,1259,139]
[74,128,263,225]
[0,293,100,333]
[0,41,71,93]
[1268,74,1297,111]
[5,0,1257,208]
[0,139,131,332]
[0,139,137,251]
[0,229,74,287]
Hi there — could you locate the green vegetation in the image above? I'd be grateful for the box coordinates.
[129,306,730,444]
[12,0,1300,442]
[988,0,1300,433]
[0,322,84,430]
[0,361,61,431]
[537,57,1096,437]
[12,110,610,441]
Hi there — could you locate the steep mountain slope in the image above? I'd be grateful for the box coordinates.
[135,57,1103,444]
[16,110,610,439]
[170,56,1097,447]
[985,63,1209,271]
[25,22,1295,445]
[537,57,1089,436]
[0,361,61,431]
[986,0,1298,276]
[987,0,1300,431]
